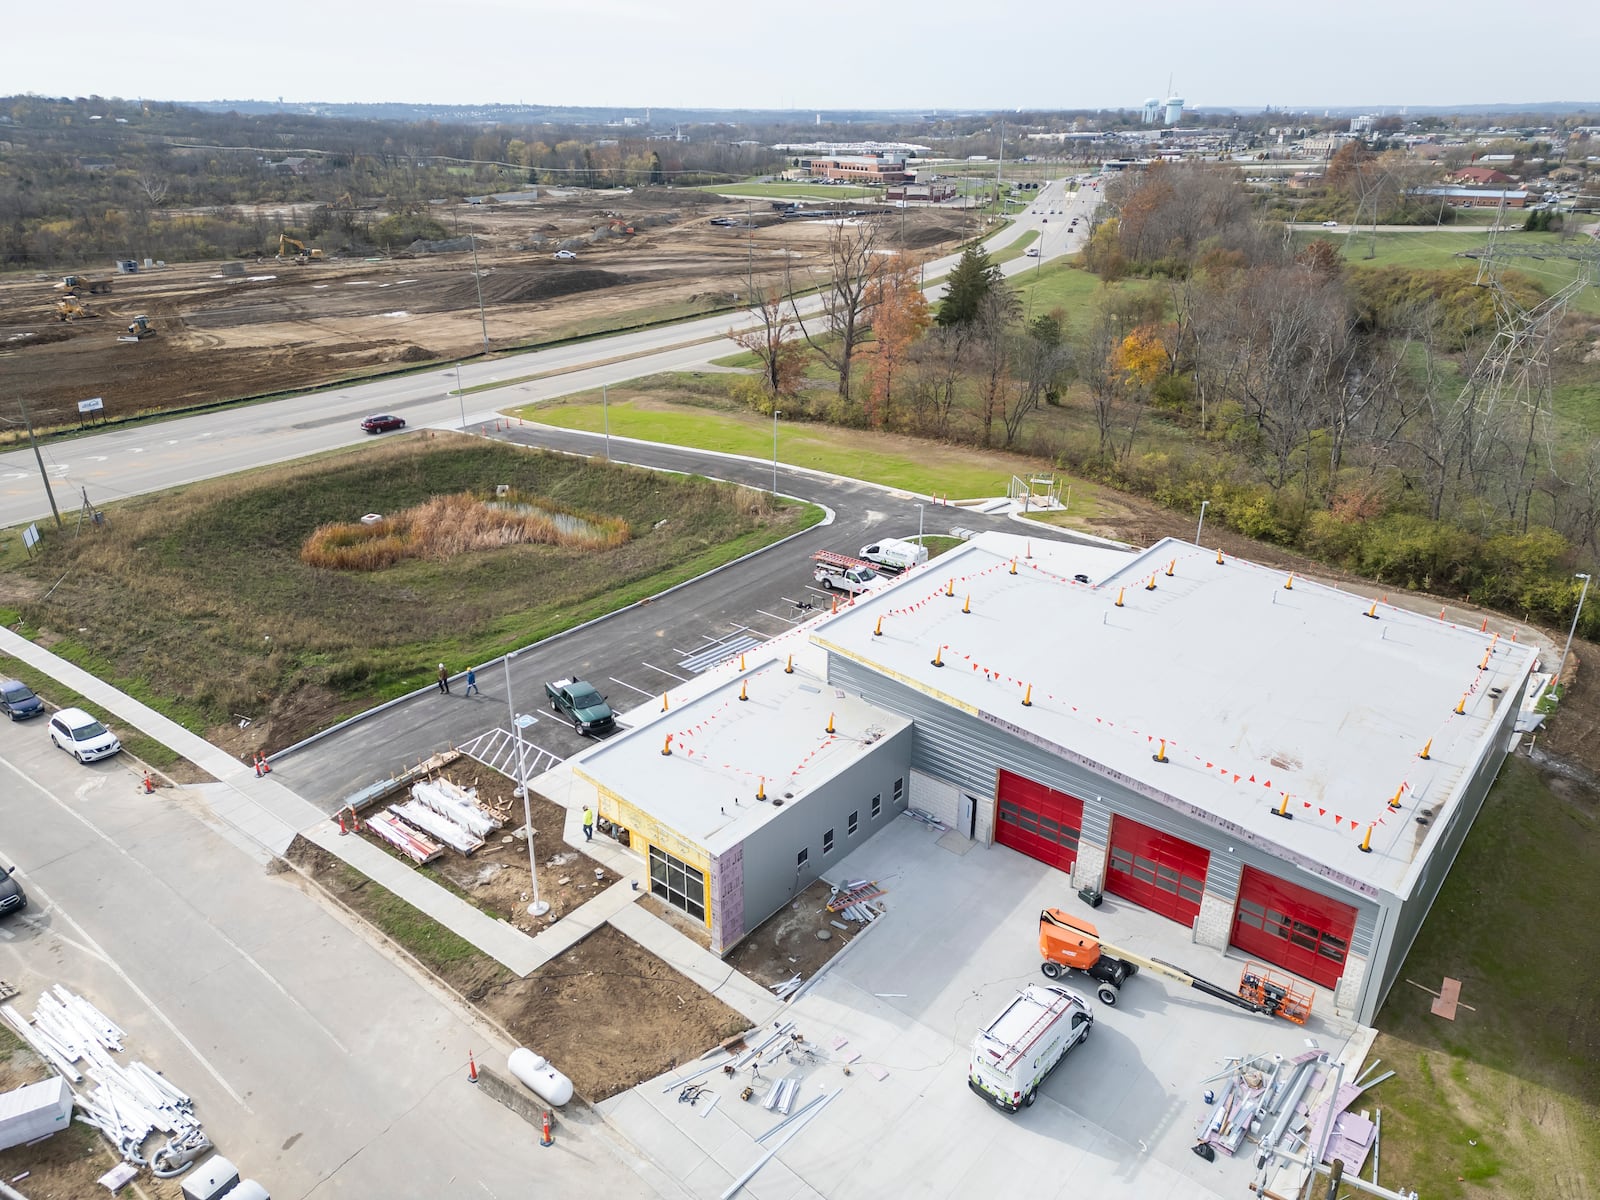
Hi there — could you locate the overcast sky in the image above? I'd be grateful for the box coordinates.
[9,0,1596,112]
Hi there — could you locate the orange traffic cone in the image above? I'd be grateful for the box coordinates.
[468,1050,479,1084]
[142,772,154,795]
[540,1110,554,1147]
[336,811,348,836]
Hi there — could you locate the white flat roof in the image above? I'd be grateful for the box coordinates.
[813,537,1536,900]
[574,660,911,857]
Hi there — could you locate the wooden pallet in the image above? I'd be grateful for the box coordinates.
[0,980,17,1002]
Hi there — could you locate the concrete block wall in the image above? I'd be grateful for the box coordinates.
[909,770,959,828]
[1334,952,1368,1014]
[1193,891,1235,951]
[1072,840,1108,893]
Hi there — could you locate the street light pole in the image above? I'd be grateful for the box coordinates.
[504,650,549,918]
[1555,572,1592,697]
[1195,499,1210,546]
[916,502,925,544]
[470,235,490,352]
[602,384,610,462]
[771,409,781,495]
[454,362,467,432]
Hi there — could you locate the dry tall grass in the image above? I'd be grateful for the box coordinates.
[302,492,629,571]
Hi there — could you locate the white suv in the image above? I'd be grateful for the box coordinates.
[48,707,122,762]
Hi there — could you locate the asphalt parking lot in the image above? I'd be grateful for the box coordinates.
[600,817,1366,1200]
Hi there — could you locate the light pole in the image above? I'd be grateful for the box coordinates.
[504,650,549,918]
[454,362,467,432]
[469,235,490,352]
[1555,572,1592,698]
[1195,499,1210,545]
[771,409,781,495]
[602,383,610,462]
[916,502,925,544]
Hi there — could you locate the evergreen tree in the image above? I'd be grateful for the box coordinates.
[936,245,1002,328]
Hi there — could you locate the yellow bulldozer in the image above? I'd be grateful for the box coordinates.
[276,234,324,263]
[55,297,98,321]
[118,314,157,343]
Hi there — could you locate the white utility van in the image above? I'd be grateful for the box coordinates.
[968,983,1093,1112]
[858,537,929,574]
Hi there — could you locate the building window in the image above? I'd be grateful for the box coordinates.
[824,828,835,854]
[797,847,809,869]
[893,778,904,804]
[848,811,859,836]
[871,793,882,818]
[649,845,706,923]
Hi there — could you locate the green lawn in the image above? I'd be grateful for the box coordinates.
[1296,228,1600,316]
[1369,756,1600,1199]
[514,385,1112,518]
[694,180,877,201]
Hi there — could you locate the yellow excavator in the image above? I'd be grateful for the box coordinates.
[276,234,324,263]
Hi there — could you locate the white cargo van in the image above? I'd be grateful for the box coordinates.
[968,983,1093,1112]
[858,537,929,574]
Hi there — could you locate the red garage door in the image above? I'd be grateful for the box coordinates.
[995,770,1083,873]
[1231,866,1356,989]
[1106,816,1209,926]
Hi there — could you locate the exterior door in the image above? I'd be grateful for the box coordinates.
[1232,866,1357,989]
[1106,816,1209,926]
[994,770,1082,874]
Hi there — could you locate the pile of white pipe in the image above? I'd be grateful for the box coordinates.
[411,779,500,839]
[1,987,206,1166]
[389,800,485,854]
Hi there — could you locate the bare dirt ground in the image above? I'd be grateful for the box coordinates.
[724,878,869,990]
[0,189,975,432]
[286,836,746,1102]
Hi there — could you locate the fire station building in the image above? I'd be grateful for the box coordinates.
[810,535,1535,1025]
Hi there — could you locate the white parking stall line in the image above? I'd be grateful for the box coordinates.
[608,676,655,699]
[640,662,689,683]
[756,609,802,626]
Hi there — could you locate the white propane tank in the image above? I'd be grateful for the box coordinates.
[508,1048,574,1107]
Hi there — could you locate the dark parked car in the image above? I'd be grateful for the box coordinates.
[0,678,44,720]
[0,866,26,918]
[544,678,617,736]
[361,414,406,434]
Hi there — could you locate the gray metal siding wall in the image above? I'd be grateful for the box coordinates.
[733,725,913,947]
[830,653,1381,960]
[1374,685,1523,1015]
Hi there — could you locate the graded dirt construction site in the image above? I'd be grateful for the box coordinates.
[0,188,978,431]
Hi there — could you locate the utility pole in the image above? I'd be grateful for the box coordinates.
[18,398,63,529]
[470,235,490,351]
[996,116,1005,198]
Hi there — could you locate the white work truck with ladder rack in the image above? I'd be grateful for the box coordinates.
[811,550,888,595]
[968,983,1094,1112]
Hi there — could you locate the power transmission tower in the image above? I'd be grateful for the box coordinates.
[1450,196,1599,528]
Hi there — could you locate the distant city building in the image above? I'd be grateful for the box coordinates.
[1349,115,1375,136]
[1164,95,1185,125]
[799,155,911,184]
[885,183,957,203]
[1448,166,1516,187]
[1414,186,1529,209]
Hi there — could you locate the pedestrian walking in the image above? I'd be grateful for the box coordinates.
[465,668,479,697]
[582,805,595,842]
[437,662,451,694]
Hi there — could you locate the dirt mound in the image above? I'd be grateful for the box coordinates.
[395,344,436,362]
[446,267,638,308]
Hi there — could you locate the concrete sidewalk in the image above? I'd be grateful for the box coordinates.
[0,628,787,1014]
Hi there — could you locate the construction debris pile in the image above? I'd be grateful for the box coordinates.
[1,986,213,1174]
[765,881,887,1002]
[654,1018,886,1200]
[1196,1048,1395,1190]
[368,778,503,864]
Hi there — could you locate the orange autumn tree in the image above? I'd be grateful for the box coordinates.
[862,255,931,429]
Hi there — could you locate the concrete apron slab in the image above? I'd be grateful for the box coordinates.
[603,815,1371,1200]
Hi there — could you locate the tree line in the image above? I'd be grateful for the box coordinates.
[728,163,1600,637]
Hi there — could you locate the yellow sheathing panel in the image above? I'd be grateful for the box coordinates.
[813,635,982,717]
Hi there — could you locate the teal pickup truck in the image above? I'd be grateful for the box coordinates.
[544,678,616,737]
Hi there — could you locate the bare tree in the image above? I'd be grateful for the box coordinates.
[730,282,804,410]
[793,220,886,406]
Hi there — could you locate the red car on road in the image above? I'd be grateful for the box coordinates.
[361,414,406,434]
